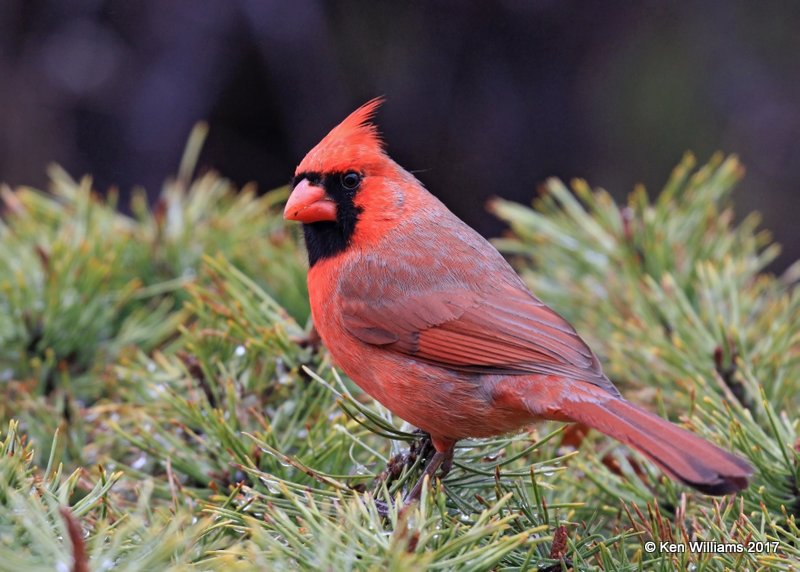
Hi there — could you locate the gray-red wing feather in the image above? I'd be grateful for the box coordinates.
[342,279,619,396]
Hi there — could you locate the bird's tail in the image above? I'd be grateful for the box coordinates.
[556,396,752,495]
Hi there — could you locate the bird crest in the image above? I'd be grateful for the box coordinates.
[296,97,386,175]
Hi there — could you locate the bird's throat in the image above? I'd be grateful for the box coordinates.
[303,221,354,267]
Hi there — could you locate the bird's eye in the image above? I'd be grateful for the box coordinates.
[341,171,361,191]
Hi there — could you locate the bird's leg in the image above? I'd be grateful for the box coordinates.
[439,446,455,477]
[404,451,446,504]
[374,433,455,516]
[373,431,431,517]
[404,444,455,504]
[373,430,431,490]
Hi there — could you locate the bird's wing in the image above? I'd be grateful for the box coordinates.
[341,277,618,394]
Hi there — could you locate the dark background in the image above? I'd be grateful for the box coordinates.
[1,1,798,270]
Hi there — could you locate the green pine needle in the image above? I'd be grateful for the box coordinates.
[0,137,796,570]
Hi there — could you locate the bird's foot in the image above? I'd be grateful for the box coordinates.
[408,430,437,466]
[374,496,394,519]
[373,431,435,490]
[372,431,453,517]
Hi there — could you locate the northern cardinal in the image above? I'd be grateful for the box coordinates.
[284,99,752,500]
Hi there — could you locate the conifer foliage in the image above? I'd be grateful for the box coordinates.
[0,133,797,570]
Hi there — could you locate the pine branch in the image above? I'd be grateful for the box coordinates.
[0,140,796,569]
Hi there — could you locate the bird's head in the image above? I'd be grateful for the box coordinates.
[284,98,413,266]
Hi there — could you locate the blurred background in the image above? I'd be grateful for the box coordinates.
[1,1,797,270]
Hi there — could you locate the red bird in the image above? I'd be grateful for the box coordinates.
[284,99,752,501]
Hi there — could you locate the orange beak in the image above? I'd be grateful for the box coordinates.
[284,179,338,223]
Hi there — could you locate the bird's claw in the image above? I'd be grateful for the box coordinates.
[374,496,394,519]
[370,431,442,518]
